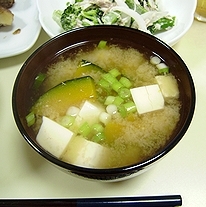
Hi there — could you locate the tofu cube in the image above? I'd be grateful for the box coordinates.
[36,116,74,158]
[75,101,104,126]
[130,84,164,114]
[155,75,179,99]
[62,136,110,168]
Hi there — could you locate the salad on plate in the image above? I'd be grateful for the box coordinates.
[53,0,176,34]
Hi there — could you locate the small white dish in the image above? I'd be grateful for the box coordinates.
[0,0,41,58]
[37,0,197,46]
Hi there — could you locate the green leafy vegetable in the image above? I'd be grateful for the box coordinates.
[148,16,176,34]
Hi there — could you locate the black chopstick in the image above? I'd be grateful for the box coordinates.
[0,195,182,206]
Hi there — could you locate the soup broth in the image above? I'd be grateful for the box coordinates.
[30,42,181,168]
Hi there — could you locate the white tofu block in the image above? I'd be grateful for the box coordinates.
[77,101,104,125]
[155,75,179,99]
[36,116,74,158]
[62,136,110,168]
[130,84,164,114]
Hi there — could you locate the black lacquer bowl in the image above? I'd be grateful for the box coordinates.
[12,26,195,181]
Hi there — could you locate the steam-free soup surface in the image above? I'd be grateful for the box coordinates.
[31,43,180,168]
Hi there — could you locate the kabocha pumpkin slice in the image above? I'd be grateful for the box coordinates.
[74,60,104,78]
[104,121,124,144]
[31,76,96,119]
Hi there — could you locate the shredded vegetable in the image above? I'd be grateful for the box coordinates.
[53,0,176,34]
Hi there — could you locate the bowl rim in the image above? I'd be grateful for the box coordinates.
[12,25,196,178]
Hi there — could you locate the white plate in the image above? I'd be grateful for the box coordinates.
[37,0,197,46]
[0,0,41,58]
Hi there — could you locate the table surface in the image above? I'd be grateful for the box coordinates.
[1,20,206,206]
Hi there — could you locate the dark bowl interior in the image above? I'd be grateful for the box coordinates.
[12,26,195,181]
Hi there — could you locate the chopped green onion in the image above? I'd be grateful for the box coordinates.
[78,122,91,137]
[99,112,111,125]
[104,96,115,105]
[109,68,121,78]
[118,105,127,117]
[26,112,35,127]
[118,87,131,99]
[97,67,137,117]
[66,106,80,116]
[124,101,137,113]
[119,77,132,88]
[150,56,161,65]
[156,63,167,69]
[92,123,104,133]
[98,79,111,92]
[92,132,105,143]
[156,63,169,74]
[111,81,123,92]
[106,104,117,115]
[97,40,107,49]
[102,73,117,85]
[60,115,75,128]
[158,67,169,75]
[33,73,46,89]
[113,96,124,106]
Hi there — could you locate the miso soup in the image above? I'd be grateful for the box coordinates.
[27,42,181,169]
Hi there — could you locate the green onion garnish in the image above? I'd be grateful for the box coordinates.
[158,67,169,75]
[33,73,46,89]
[60,115,75,128]
[97,40,107,49]
[26,112,35,127]
[92,123,104,133]
[113,96,124,106]
[104,96,115,105]
[118,87,131,99]
[119,76,132,88]
[92,132,105,143]
[111,81,123,92]
[98,79,111,92]
[109,68,121,78]
[156,63,169,75]
[123,101,137,113]
[118,105,127,117]
[102,73,117,85]
[79,122,91,137]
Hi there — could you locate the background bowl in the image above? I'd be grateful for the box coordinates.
[37,0,197,46]
[12,26,195,181]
